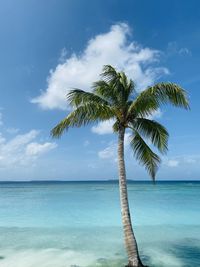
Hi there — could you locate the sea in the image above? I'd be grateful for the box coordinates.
[0,181,199,267]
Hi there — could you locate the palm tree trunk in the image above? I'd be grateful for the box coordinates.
[118,127,146,267]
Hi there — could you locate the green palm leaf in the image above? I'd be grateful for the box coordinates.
[51,103,114,138]
[130,118,169,153]
[92,80,119,104]
[130,132,161,180]
[94,65,135,105]
[67,89,110,107]
[128,82,190,117]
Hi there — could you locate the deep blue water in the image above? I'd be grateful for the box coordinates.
[0,181,199,267]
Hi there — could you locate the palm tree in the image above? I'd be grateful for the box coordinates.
[51,65,189,267]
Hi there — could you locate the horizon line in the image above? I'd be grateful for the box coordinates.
[0,179,199,183]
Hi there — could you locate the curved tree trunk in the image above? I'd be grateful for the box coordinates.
[118,127,146,267]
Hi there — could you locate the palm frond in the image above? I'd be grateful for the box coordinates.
[96,65,134,105]
[112,120,120,133]
[119,72,136,101]
[130,118,169,153]
[51,103,114,138]
[128,82,190,117]
[130,132,161,180]
[67,89,110,107]
[92,80,119,104]
[100,65,119,82]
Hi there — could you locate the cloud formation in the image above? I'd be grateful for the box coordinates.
[164,155,199,168]
[167,41,191,57]
[0,130,57,168]
[98,133,131,160]
[91,119,115,135]
[98,142,116,159]
[166,159,179,167]
[32,23,168,110]
[146,109,163,120]
[26,142,57,156]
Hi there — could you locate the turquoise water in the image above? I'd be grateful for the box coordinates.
[0,181,199,267]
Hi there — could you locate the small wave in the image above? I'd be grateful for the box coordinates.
[0,248,96,267]
[145,248,183,267]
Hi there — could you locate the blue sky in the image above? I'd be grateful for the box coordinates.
[0,0,199,181]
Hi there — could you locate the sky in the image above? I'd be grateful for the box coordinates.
[0,0,200,181]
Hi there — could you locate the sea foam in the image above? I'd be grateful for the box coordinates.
[0,249,96,267]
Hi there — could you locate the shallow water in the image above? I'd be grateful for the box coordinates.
[0,181,199,267]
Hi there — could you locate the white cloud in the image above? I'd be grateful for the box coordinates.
[98,133,131,160]
[91,119,115,135]
[59,47,68,63]
[26,142,57,156]
[98,142,116,159]
[166,159,179,167]
[163,155,200,169]
[167,42,191,57]
[5,130,39,150]
[0,130,57,168]
[32,23,168,110]
[124,132,132,147]
[146,108,163,120]
[179,47,191,55]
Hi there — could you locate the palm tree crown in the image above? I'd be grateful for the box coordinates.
[51,65,189,180]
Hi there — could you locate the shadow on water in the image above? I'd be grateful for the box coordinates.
[143,238,200,267]
[68,238,200,267]
[170,238,200,267]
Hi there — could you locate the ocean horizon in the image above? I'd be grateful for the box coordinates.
[1,179,200,183]
[0,180,199,267]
